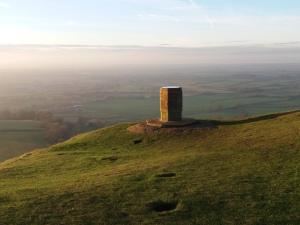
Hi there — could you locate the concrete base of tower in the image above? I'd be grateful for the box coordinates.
[146,118,197,128]
[127,118,217,134]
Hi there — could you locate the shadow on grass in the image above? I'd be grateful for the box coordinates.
[147,200,179,212]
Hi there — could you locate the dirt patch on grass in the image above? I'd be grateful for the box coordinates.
[147,200,179,212]
[101,156,118,162]
[155,172,176,178]
[133,139,143,144]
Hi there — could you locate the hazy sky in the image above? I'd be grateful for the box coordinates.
[0,0,300,47]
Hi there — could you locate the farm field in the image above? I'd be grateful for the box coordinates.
[74,93,300,123]
[0,120,46,162]
[1,65,300,161]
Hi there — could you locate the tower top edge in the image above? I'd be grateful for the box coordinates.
[161,86,182,89]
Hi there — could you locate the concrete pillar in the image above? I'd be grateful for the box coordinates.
[160,86,183,122]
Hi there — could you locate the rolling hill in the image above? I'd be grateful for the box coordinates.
[0,111,300,225]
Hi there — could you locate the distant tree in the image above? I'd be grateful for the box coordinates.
[0,110,13,120]
[0,109,105,144]
[35,111,54,122]
[44,122,72,143]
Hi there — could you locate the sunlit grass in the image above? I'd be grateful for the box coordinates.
[0,112,300,224]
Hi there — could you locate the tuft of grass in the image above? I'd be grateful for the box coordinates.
[0,112,300,224]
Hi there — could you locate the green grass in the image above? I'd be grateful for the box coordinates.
[0,120,46,162]
[0,112,300,224]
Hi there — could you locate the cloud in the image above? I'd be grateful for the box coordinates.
[180,0,201,8]
[268,15,300,23]
[135,0,224,28]
[64,20,77,26]
[164,0,202,11]
[134,0,300,29]
[138,13,181,22]
[137,12,242,27]
[1,44,300,70]
[0,2,10,8]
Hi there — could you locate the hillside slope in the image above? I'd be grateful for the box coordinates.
[0,112,300,225]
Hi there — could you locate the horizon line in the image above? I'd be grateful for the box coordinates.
[0,42,300,49]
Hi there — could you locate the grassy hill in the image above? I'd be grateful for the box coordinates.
[0,112,300,225]
[0,120,46,162]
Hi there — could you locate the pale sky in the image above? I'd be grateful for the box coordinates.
[0,0,300,47]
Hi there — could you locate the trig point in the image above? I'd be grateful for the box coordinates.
[160,86,183,122]
[144,86,197,128]
[128,86,205,133]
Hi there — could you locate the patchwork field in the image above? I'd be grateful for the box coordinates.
[1,65,300,162]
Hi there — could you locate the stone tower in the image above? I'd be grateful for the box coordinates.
[160,86,183,122]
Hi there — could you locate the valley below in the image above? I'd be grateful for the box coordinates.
[1,64,300,162]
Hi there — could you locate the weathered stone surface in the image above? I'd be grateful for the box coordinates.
[160,86,182,122]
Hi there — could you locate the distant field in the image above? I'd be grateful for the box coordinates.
[67,93,300,123]
[2,66,300,162]
[0,120,47,162]
[51,72,300,123]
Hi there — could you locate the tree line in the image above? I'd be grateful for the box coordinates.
[0,110,105,144]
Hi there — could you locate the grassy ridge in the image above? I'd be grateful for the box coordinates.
[0,112,300,224]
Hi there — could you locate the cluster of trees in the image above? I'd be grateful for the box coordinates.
[0,110,43,120]
[0,110,104,144]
